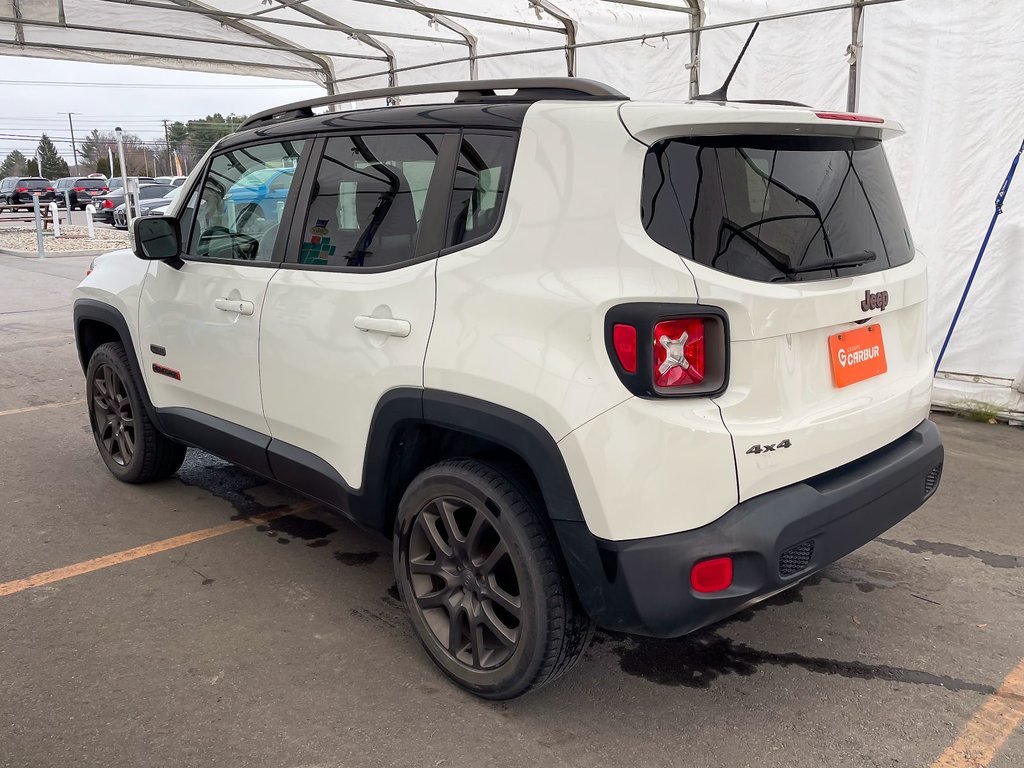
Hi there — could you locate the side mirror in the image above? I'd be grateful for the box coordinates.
[132,216,181,261]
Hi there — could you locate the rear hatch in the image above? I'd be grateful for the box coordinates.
[622,103,933,501]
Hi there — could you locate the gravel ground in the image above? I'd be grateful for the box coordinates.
[0,225,128,254]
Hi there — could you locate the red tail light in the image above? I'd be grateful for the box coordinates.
[14,187,27,192]
[100,187,109,192]
[653,318,705,388]
[691,557,733,593]
[102,199,113,209]
[605,306,727,398]
[815,111,884,124]
[611,324,637,373]
[73,187,86,192]
[46,187,54,191]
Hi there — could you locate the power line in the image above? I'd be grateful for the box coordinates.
[0,79,322,90]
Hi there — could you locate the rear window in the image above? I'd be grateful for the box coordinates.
[20,178,49,190]
[641,136,913,282]
[75,178,107,189]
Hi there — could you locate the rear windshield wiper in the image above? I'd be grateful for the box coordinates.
[786,250,877,274]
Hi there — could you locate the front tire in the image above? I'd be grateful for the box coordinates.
[86,342,185,483]
[394,459,593,699]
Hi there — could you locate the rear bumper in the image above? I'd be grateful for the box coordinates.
[555,419,943,637]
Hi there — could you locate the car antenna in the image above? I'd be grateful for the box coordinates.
[695,22,760,102]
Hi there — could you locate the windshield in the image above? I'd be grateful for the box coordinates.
[641,135,914,282]
[21,178,50,190]
[75,179,107,189]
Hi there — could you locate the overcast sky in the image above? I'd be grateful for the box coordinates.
[0,56,326,164]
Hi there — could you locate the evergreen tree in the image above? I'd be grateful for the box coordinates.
[0,149,27,177]
[36,134,70,178]
[25,158,39,176]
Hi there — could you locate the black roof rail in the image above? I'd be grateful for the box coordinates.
[238,77,628,131]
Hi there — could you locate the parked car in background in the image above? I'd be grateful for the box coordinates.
[105,176,155,192]
[154,176,187,187]
[91,183,174,225]
[0,176,55,207]
[112,187,181,229]
[53,177,110,210]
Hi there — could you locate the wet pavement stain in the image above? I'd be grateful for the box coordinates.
[175,451,270,519]
[819,564,899,593]
[333,551,380,566]
[175,451,339,546]
[877,538,1023,569]
[255,514,337,544]
[606,630,995,694]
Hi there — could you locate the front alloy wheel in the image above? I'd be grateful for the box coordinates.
[91,362,135,466]
[85,342,185,483]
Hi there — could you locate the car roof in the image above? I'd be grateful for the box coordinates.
[220,101,532,151]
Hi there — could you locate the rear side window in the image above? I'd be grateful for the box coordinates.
[641,136,913,282]
[444,132,516,249]
[298,132,443,269]
[187,140,304,262]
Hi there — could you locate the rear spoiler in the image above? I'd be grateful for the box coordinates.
[619,101,904,146]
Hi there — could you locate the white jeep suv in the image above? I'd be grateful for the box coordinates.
[73,78,944,699]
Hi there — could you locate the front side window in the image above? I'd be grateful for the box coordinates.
[298,132,443,269]
[641,135,913,282]
[187,140,304,262]
[444,132,517,249]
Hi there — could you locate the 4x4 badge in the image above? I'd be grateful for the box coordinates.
[861,290,889,312]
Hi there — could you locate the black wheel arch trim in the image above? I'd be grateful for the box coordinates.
[73,298,161,428]
[417,390,585,523]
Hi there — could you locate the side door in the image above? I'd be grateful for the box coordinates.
[259,130,457,502]
[138,138,309,460]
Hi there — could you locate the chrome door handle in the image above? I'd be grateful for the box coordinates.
[214,298,255,316]
[353,315,411,337]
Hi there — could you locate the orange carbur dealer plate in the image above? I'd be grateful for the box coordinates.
[828,324,887,388]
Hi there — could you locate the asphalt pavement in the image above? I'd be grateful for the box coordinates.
[1,252,1022,768]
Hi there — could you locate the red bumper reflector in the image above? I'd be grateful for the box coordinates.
[612,323,638,373]
[815,111,884,124]
[691,556,733,593]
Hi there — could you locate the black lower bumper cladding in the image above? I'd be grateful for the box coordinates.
[556,419,944,637]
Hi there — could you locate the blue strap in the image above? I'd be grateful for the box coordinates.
[934,137,1024,374]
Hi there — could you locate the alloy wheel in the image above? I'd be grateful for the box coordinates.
[91,363,135,466]
[405,496,523,670]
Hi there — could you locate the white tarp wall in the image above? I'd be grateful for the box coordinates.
[3,0,1022,418]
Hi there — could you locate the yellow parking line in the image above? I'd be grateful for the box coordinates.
[932,658,1024,767]
[0,502,317,598]
[0,398,84,417]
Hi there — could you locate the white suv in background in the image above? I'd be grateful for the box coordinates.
[73,78,944,699]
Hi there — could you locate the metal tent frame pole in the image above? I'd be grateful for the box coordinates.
[847,0,865,111]
[531,1,578,77]
[328,0,905,88]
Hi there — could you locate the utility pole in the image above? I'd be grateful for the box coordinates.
[59,112,81,170]
[162,119,172,176]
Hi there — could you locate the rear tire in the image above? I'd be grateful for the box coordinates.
[394,459,593,699]
[85,342,185,483]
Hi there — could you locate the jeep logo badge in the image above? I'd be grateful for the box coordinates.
[861,290,889,312]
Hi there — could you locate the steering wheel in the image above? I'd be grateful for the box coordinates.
[197,226,260,260]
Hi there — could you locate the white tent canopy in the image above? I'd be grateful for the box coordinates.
[4,0,1023,418]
